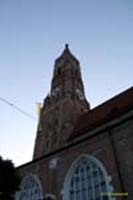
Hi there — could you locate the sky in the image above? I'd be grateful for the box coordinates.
[0,0,132,166]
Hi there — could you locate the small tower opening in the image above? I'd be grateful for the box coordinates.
[57,68,61,76]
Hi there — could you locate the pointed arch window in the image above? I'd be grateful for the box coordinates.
[63,155,113,200]
[18,175,43,200]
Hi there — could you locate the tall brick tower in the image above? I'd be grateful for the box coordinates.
[33,45,90,159]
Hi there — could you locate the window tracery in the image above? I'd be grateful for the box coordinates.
[18,175,43,200]
[63,155,113,200]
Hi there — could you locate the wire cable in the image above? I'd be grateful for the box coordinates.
[0,97,36,120]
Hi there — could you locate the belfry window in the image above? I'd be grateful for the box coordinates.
[63,155,113,200]
[18,175,43,200]
[57,67,61,75]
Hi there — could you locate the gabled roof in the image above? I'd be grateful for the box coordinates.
[70,87,133,140]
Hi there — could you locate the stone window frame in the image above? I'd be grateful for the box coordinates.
[63,154,114,200]
[16,174,43,200]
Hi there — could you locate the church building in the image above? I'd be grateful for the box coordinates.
[16,45,133,200]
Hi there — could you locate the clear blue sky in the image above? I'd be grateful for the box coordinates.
[0,0,132,166]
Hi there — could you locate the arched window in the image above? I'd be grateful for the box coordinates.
[18,175,43,200]
[63,155,113,200]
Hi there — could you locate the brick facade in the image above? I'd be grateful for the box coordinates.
[16,46,133,200]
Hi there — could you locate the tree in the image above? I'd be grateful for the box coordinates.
[0,156,21,200]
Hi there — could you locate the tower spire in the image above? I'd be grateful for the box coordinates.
[33,46,90,159]
[55,44,79,64]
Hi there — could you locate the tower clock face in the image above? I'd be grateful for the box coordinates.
[76,88,84,100]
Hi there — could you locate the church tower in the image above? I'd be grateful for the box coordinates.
[33,45,90,159]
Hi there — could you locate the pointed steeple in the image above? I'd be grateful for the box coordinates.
[55,44,79,64]
[33,45,90,159]
[62,44,70,55]
[51,44,85,99]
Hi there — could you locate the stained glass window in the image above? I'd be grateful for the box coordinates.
[64,156,113,200]
[18,175,43,200]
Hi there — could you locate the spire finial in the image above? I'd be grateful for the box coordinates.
[65,44,69,49]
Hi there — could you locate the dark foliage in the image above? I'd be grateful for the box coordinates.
[0,156,21,200]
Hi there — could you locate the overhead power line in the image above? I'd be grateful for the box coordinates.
[0,97,36,120]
